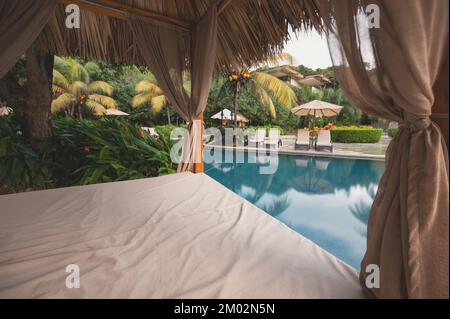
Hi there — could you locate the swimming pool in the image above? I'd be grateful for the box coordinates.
[205,149,385,270]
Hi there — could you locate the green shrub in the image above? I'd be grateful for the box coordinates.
[0,116,53,192]
[155,124,187,138]
[51,117,177,186]
[388,127,398,138]
[330,127,383,143]
[1,116,179,193]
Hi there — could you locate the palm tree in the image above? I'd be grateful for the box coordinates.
[51,57,117,119]
[321,87,362,125]
[215,53,297,126]
[131,74,190,125]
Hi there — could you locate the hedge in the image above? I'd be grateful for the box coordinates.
[387,127,398,138]
[330,127,383,143]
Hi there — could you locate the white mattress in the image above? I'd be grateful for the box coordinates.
[0,172,367,298]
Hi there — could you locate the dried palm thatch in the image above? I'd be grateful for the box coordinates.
[38,0,323,72]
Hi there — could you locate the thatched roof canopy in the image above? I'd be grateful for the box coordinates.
[39,0,323,72]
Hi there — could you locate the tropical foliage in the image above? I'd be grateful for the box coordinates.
[51,117,176,185]
[1,54,388,194]
[0,115,52,191]
[215,54,297,124]
[51,57,117,118]
[131,73,190,125]
[0,115,176,194]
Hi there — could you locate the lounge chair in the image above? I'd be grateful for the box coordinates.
[316,130,333,152]
[264,129,281,148]
[248,128,266,146]
[295,129,310,150]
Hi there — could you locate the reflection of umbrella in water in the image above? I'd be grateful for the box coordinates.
[289,157,334,194]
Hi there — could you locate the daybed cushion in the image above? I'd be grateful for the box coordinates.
[0,173,367,298]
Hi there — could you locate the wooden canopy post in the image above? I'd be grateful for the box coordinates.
[194,113,204,173]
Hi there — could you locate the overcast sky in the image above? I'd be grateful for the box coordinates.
[282,30,333,69]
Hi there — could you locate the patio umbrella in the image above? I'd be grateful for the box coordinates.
[105,109,129,116]
[291,100,343,128]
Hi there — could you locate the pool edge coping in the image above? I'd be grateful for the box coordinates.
[204,144,386,162]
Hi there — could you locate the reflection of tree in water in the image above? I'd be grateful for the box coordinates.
[350,184,377,237]
[260,195,291,217]
[326,159,384,194]
[206,151,385,225]
[243,173,274,203]
[207,154,384,198]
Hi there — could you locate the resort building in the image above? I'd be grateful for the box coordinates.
[262,65,332,88]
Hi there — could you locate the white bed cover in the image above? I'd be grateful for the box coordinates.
[0,172,367,298]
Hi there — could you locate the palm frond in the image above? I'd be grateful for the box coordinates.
[88,94,117,109]
[66,58,90,83]
[70,81,88,97]
[84,61,101,78]
[134,80,162,95]
[85,100,106,115]
[53,56,70,76]
[51,93,76,113]
[131,92,153,108]
[252,82,276,119]
[88,81,113,96]
[52,84,67,95]
[151,95,167,113]
[252,72,297,107]
[52,69,70,91]
[141,71,157,83]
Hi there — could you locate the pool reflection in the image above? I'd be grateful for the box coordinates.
[205,150,385,270]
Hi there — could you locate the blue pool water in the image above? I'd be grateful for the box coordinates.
[205,149,385,270]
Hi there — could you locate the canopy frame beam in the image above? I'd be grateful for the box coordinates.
[62,0,234,31]
[62,0,192,30]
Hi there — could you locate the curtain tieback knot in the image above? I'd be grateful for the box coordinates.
[399,117,431,132]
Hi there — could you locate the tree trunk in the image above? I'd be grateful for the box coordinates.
[167,107,171,125]
[78,103,83,120]
[24,43,53,148]
[233,80,240,127]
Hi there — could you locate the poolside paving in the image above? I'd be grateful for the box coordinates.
[279,134,391,160]
[206,135,390,161]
